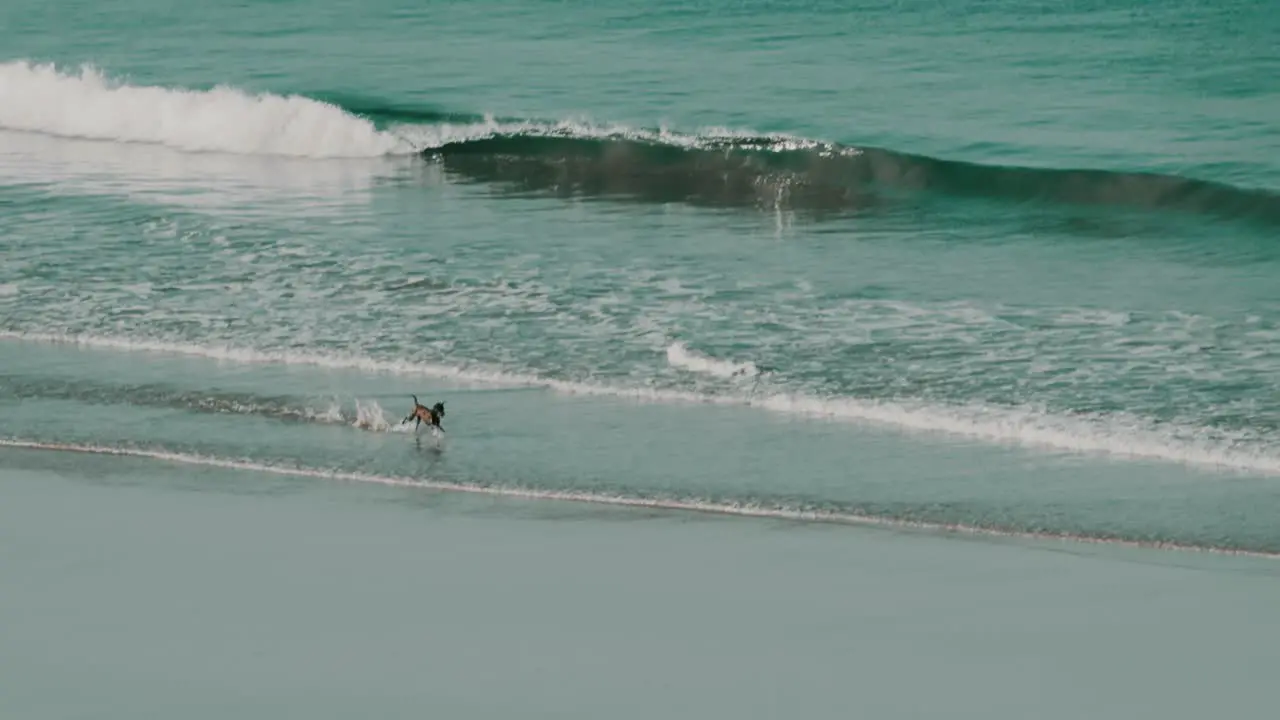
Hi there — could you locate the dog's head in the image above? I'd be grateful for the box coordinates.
[432,402,445,417]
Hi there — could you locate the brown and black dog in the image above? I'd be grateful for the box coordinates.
[404,395,445,433]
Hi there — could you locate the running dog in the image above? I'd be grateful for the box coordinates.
[404,395,445,433]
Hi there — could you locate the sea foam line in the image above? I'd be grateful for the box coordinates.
[2,437,1276,559]
[0,60,410,157]
[6,330,1280,476]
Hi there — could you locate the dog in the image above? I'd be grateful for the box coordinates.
[403,395,445,433]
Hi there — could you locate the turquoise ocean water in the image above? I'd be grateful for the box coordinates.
[3,1,1280,716]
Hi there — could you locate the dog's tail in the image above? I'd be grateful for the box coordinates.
[401,394,421,425]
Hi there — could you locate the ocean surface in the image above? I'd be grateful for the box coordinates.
[3,0,1279,716]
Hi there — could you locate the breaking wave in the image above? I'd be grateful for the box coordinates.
[4,59,1275,221]
[0,60,410,157]
[422,127,1280,222]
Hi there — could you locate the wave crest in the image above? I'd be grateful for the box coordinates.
[0,61,410,157]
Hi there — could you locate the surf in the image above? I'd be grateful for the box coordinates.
[7,330,1280,477]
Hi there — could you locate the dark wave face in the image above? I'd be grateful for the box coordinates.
[411,128,1280,225]
[429,134,882,216]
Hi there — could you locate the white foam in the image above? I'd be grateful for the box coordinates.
[6,330,1280,476]
[2,438,1272,559]
[394,113,857,156]
[666,342,758,378]
[0,61,410,158]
